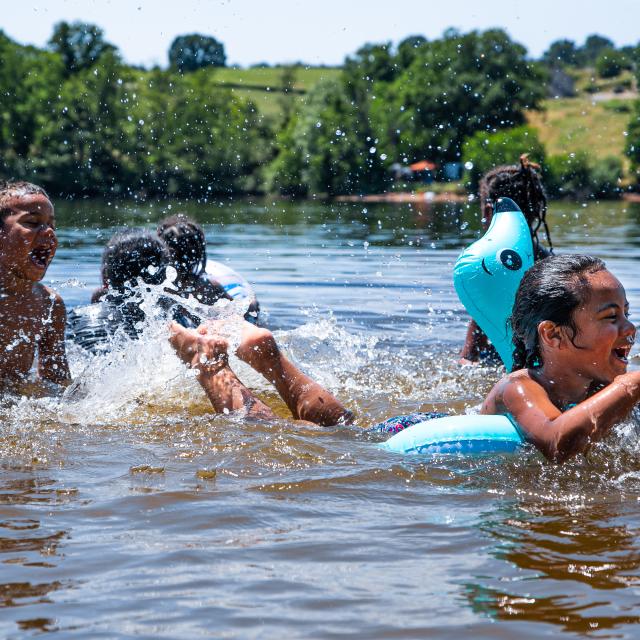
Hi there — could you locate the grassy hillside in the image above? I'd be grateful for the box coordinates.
[209,65,341,118]
[526,96,632,161]
[208,64,636,169]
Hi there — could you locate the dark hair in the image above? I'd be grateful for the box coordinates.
[101,230,169,292]
[0,180,50,224]
[510,254,606,370]
[480,154,552,258]
[157,214,207,278]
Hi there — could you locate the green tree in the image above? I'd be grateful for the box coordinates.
[34,51,138,193]
[48,21,117,76]
[268,78,388,196]
[595,48,631,78]
[589,156,622,197]
[545,152,592,199]
[141,69,270,194]
[580,34,615,66]
[396,35,428,70]
[462,126,546,192]
[625,98,640,176]
[371,29,546,164]
[542,39,579,67]
[168,34,226,73]
[0,32,64,175]
[276,65,298,128]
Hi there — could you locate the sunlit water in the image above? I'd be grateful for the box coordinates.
[3,199,640,638]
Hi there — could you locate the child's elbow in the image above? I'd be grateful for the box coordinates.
[545,431,589,464]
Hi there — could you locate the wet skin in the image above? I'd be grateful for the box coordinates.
[482,270,639,463]
[0,192,70,389]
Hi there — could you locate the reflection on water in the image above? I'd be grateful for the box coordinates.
[2,199,640,637]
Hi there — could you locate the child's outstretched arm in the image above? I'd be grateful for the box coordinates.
[490,371,640,462]
[38,292,71,387]
[169,322,274,420]
[235,322,353,426]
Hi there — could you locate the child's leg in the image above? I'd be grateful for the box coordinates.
[169,323,274,420]
[235,323,353,426]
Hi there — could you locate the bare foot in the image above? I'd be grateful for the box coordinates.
[235,323,279,375]
[169,322,229,375]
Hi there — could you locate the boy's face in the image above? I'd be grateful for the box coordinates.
[0,192,57,283]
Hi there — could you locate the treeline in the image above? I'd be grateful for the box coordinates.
[0,23,638,198]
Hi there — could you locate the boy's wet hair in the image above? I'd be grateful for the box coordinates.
[510,254,606,370]
[480,154,552,258]
[101,230,169,292]
[0,180,50,224]
[157,214,207,278]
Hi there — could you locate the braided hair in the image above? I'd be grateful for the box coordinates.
[480,154,553,259]
[157,214,207,279]
[510,255,606,371]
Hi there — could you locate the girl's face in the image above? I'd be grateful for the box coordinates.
[562,269,635,384]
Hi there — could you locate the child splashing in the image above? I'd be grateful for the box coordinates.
[0,180,70,393]
[481,255,638,463]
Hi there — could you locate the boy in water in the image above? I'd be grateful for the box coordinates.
[0,181,70,392]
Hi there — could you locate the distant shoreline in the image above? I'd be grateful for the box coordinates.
[334,191,467,204]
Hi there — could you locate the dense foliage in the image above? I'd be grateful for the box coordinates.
[168,34,226,73]
[461,126,546,191]
[0,23,636,197]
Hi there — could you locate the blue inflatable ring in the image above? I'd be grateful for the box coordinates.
[379,414,524,455]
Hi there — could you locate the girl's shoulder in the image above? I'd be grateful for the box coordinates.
[482,368,541,414]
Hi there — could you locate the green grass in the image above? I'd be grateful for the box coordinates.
[209,65,341,118]
[526,96,632,161]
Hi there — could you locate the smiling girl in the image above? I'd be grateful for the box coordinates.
[481,254,638,462]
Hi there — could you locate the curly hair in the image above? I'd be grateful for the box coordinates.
[101,230,169,292]
[480,154,552,259]
[157,214,207,278]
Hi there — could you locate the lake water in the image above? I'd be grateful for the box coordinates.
[3,198,640,638]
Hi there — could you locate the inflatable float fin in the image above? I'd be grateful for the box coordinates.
[453,197,533,371]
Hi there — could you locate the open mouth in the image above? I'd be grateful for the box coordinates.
[29,245,53,269]
[613,345,632,364]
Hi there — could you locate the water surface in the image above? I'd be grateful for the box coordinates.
[3,198,640,638]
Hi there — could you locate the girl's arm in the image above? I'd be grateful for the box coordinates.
[38,292,71,386]
[496,372,640,462]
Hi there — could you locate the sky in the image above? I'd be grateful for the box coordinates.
[4,0,640,68]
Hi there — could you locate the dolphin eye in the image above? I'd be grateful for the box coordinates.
[499,249,522,271]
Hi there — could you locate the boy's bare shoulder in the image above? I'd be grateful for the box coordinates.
[33,284,67,327]
[36,283,65,307]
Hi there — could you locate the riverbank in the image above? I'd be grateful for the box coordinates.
[335,191,467,204]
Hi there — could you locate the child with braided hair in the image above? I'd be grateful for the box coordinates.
[460,154,554,364]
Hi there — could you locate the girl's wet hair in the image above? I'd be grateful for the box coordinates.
[157,214,207,278]
[510,254,606,370]
[480,154,552,258]
[101,230,169,292]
